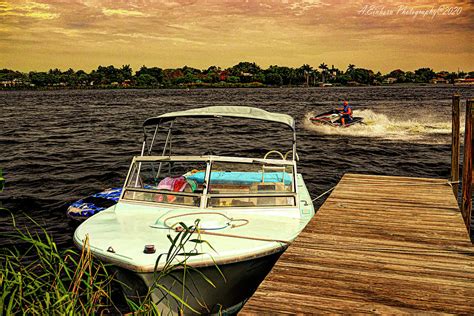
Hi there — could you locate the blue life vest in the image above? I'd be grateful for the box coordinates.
[343,104,352,117]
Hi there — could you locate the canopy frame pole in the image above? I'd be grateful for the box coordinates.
[292,131,297,161]
[147,125,159,155]
[292,131,298,194]
[156,121,173,180]
[140,127,147,156]
[135,135,147,187]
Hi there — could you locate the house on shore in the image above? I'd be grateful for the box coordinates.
[454,78,474,85]
[382,77,397,84]
[1,78,24,87]
[430,77,448,84]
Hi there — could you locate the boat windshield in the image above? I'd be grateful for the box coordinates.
[123,158,207,207]
[122,157,296,208]
[205,160,295,207]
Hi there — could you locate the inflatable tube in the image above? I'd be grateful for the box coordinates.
[67,188,122,220]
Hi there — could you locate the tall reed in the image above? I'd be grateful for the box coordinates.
[0,215,221,315]
[1,215,117,315]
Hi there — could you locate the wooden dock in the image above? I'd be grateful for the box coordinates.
[240,174,474,314]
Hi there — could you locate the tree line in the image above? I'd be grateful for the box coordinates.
[1,62,472,89]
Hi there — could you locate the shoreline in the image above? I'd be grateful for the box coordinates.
[0,82,463,92]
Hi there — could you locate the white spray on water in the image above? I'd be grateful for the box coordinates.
[304,109,460,143]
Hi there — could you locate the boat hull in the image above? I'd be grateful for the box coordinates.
[114,248,285,315]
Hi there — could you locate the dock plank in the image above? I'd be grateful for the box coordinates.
[240,174,474,314]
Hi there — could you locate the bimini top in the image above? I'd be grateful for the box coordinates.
[143,106,295,131]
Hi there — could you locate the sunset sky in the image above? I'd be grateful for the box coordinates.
[1,0,472,73]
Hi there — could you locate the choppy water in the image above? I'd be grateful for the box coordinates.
[1,86,473,247]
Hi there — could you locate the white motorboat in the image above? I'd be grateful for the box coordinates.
[74,106,314,314]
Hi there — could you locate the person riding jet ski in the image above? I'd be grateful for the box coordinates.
[337,100,352,126]
[309,101,363,127]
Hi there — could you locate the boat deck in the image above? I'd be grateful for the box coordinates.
[240,174,474,314]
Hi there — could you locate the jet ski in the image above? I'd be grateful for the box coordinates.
[310,109,364,127]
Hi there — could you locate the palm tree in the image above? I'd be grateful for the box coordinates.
[298,64,313,86]
[346,64,356,80]
[319,63,328,83]
[312,70,321,86]
[120,65,133,80]
[288,68,296,86]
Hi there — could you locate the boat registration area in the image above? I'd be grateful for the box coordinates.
[241,174,474,314]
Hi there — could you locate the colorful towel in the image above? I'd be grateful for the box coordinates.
[157,176,188,192]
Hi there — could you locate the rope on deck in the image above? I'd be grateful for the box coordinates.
[151,212,291,246]
[312,186,336,202]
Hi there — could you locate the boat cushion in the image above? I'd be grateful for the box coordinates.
[186,171,292,185]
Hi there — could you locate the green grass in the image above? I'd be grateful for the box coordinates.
[0,215,220,315]
[1,215,117,315]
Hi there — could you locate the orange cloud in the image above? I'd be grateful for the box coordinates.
[0,0,472,72]
[0,1,59,19]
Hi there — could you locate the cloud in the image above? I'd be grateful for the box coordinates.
[0,1,59,19]
[0,0,472,72]
[102,8,148,17]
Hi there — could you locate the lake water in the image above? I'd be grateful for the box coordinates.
[1,85,473,247]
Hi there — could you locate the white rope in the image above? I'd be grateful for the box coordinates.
[312,186,336,202]
[447,180,461,188]
[150,212,290,245]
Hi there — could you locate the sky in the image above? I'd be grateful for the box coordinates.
[0,0,472,73]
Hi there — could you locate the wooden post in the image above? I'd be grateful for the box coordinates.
[451,94,460,199]
[461,99,473,234]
